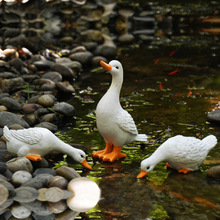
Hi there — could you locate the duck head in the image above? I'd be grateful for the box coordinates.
[74,149,92,170]
[100,60,123,77]
[137,158,156,178]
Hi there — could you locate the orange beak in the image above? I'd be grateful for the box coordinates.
[100,60,112,71]
[81,159,92,170]
[137,170,148,179]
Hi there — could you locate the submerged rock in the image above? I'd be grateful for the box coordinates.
[207,165,220,179]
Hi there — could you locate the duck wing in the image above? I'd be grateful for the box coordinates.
[116,109,138,135]
[4,126,43,145]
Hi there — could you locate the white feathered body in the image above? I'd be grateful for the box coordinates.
[96,66,147,147]
[146,135,217,171]
[3,126,85,163]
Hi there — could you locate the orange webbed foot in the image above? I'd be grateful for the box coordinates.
[92,143,113,159]
[102,146,126,162]
[178,168,192,174]
[26,155,42,162]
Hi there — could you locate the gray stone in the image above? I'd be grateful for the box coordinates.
[42,71,63,83]
[0,184,9,205]
[47,200,67,214]
[207,110,220,123]
[9,58,24,71]
[44,187,64,202]
[22,173,53,189]
[6,157,33,173]
[92,56,107,66]
[51,63,75,79]
[39,113,59,123]
[0,71,15,79]
[0,97,21,111]
[11,203,31,219]
[0,77,25,93]
[22,113,38,126]
[55,166,80,181]
[12,170,32,186]
[33,168,56,177]
[0,162,7,174]
[14,186,38,203]
[61,60,82,72]
[53,102,75,116]
[32,213,55,220]
[0,111,29,128]
[55,208,79,220]
[33,60,55,70]
[69,51,93,65]
[22,200,52,216]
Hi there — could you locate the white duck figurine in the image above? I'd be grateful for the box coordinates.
[137,135,217,178]
[92,60,148,162]
[3,126,92,169]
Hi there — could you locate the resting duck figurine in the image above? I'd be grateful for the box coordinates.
[137,135,217,178]
[92,60,148,162]
[3,126,92,169]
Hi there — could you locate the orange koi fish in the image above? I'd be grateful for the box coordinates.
[159,81,163,91]
[169,49,177,57]
[168,70,180,75]
[154,58,160,64]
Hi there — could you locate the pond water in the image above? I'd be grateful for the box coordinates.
[2,0,220,219]
[59,3,220,220]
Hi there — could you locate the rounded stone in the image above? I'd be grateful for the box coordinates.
[0,111,29,128]
[14,186,38,203]
[11,170,32,185]
[55,166,80,181]
[11,204,31,219]
[0,97,21,111]
[51,63,74,79]
[53,102,75,116]
[44,187,64,202]
[37,188,48,201]
[6,157,33,173]
[35,122,58,132]
[48,175,68,189]
[47,200,67,214]
[42,71,63,83]
[56,81,75,93]
[22,103,42,114]
[207,165,220,179]
[207,110,220,123]
[69,51,93,65]
[33,168,56,177]
[37,95,55,107]
[0,184,9,205]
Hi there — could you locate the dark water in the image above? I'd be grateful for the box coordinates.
[2,0,220,219]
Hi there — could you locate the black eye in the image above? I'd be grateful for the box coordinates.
[81,155,84,158]
[147,166,150,170]
[115,66,119,69]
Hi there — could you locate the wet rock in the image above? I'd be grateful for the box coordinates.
[56,81,75,93]
[0,111,29,128]
[0,105,7,112]
[37,94,56,107]
[35,122,58,132]
[22,103,42,114]
[42,71,63,83]
[207,165,220,179]
[0,184,9,205]
[23,113,38,126]
[37,188,48,201]
[207,110,220,123]
[69,51,93,65]
[14,186,38,203]
[118,33,135,43]
[11,170,32,186]
[22,173,53,189]
[11,203,31,219]
[51,63,75,79]
[0,178,15,192]
[53,102,75,117]
[33,168,56,177]
[92,56,107,66]
[6,157,33,173]
[56,166,80,181]
[47,200,67,214]
[48,175,68,189]
[0,77,25,93]
[70,46,86,54]
[0,97,21,111]
[0,71,16,79]
[62,60,82,72]
[32,213,55,220]
[33,60,55,70]
[0,198,14,215]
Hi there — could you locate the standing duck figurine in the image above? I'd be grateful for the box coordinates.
[92,60,148,162]
[137,134,217,178]
[3,126,92,169]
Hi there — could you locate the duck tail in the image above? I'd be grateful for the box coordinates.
[3,126,10,141]
[135,134,148,142]
[201,135,217,150]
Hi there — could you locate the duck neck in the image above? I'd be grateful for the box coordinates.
[107,73,123,101]
[149,148,165,164]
